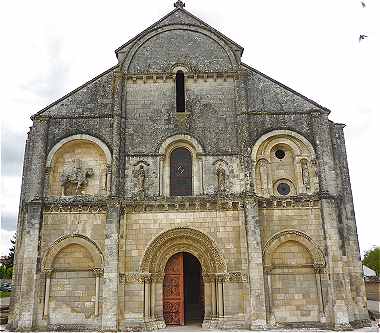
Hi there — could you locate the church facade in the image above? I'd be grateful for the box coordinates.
[8,1,370,331]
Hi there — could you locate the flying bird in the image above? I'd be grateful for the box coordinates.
[361,1,366,8]
[359,34,368,42]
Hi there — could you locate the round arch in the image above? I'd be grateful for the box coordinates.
[42,234,104,271]
[140,227,226,274]
[262,229,325,268]
[251,129,316,162]
[46,134,112,167]
[158,135,204,196]
[121,25,239,71]
[158,134,205,155]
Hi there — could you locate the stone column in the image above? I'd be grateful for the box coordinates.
[202,273,216,325]
[43,270,52,319]
[216,274,224,318]
[244,199,267,329]
[93,268,103,317]
[101,201,120,331]
[314,266,326,322]
[17,118,49,330]
[144,276,151,320]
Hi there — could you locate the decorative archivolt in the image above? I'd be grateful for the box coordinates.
[46,134,112,167]
[140,227,227,274]
[41,234,104,271]
[251,130,319,197]
[158,134,205,155]
[158,134,204,196]
[262,229,325,268]
[46,134,112,196]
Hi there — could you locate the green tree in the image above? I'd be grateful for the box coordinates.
[363,246,380,276]
[0,233,16,269]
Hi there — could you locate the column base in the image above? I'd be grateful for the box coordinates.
[334,323,353,331]
[145,319,166,331]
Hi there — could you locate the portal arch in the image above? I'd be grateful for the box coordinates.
[140,227,226,274]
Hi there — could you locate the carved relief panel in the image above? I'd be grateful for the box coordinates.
[48,139,109,196]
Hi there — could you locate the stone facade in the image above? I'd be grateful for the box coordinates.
[8,1,370,331]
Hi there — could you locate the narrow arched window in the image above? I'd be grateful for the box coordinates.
[170,147,192,196]
[176,70,185,112]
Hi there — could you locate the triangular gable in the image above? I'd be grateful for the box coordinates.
[242,63,329,113]
[32,66,118,119]
[115,7,243,57]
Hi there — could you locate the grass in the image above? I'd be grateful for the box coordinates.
[0,291,11,298]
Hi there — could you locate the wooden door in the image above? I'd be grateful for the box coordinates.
[163,253,184,325]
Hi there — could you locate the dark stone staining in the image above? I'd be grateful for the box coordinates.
[128,30,232,74]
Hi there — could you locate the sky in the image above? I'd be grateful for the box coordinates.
[0,0,379,256]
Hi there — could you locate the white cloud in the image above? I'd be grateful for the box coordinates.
[0,229,15,257]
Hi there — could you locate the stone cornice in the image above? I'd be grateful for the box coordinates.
[41,193,338,213]
[125,71,239,84]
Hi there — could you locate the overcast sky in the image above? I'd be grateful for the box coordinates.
[1,0,379,256]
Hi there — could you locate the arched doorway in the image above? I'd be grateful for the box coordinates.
[163,252,204,326]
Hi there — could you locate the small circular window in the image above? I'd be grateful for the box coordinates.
[277,183,291,196]
[275,149,286,159]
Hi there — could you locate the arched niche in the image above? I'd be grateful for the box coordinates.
[262,230,326,324]
[41,234,104,320]
[262,229,325,269]
[158,135,205,196]
[251,130,319,197]
[46,135,112,196]
[42,234,103,271]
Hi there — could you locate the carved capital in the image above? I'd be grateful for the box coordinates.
[92,268,103,277]
[202,273,216,283]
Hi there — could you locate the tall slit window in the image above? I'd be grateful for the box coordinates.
[170,148,192,196]
[176,70,185,112]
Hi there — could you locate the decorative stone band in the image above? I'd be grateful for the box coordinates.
[124,72,240,84]
[120,271,247,283]
[258,196,320,209]
[119,272,153,284]
[264,264,325,274]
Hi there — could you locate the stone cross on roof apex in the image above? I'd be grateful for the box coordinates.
[174,0,185,9]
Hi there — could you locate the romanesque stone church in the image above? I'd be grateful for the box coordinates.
[8,1,370,331]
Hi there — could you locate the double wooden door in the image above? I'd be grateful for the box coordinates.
[163,253,184,325]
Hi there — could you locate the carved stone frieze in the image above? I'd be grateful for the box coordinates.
[123,272,152,283]
[60,159,94,195]
[227,271,249,283]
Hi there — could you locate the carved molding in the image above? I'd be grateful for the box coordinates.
[41,233,104,271]
[262,229,326,268]
[125,72,239,85]
[140,227,227,274]
[122,272,152,283]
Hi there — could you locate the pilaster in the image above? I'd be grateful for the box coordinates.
[244,199,267,329]
[17,201,43,330]
[101,200,121,331]
[15,117,49,330]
